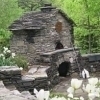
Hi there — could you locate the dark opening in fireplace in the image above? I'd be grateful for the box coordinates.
[55,41,64,50]
[58,61,71,77]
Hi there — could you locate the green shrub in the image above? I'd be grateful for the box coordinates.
[0,47,28,69]
[0,47,16,66]
[50,92,66,99]
[14,55,28,70]
[0,29,11,51]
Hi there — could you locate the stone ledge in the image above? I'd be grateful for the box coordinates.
[0,65,60,92]
[0,66,21,71]
[40,47,79,56]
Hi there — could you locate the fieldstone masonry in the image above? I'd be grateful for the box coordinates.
[0,66,21,86]
[0,65,60,93]
[82,53,100,72]
[7,4,82,93]
[9,4,75,64]
[0,48,80,94]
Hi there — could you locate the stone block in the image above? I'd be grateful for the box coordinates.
[0,95,28,100]
[22,75,35,81]
[27,46,36,53]
[17,41,25,46]
[23,82,33,87]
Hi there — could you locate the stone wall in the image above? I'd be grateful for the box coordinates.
[10,11,73,64]
[0,66,59,93]
[0,48,81,93]
[40,48,80,75]
[82,54,100,72]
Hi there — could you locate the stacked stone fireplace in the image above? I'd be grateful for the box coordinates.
[9,4,75,64]
[40,47,80,75]
[3,4,82,92]
[0,47,79,93]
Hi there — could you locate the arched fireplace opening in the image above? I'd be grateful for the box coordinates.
[58,61,71,77]
[55,40,64,50]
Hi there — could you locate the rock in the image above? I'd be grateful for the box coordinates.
[0,88,11,96]
[22,75,35,81]
[21,91,36,100]
[28,68,37,74]
[0,81,5,88]
[11,90,21,96]
[0,95,28,100]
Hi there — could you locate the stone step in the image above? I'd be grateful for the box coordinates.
[0,65,60,92]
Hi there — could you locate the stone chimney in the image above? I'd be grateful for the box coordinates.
[41,3,56,12]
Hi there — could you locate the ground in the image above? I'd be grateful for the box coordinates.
[52,72,100,99]
[3,68,100,100]
[52,73,86,96]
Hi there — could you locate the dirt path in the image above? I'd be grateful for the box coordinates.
[52,73,81,94]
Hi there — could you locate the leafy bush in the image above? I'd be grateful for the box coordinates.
[14,55,28,70]
[0,46,28,70]
[0,29,11,53]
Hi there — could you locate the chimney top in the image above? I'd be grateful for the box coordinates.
[44,3,52,7]
[41,3,55,12]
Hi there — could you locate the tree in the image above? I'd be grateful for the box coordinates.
[0,0,23,48]
[52,0,100,53]
[0,0,23,29]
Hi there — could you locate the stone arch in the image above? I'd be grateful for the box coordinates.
[58,61,71,77]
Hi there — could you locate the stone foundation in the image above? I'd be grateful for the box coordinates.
[0,48,84,94]
[0,65,59,93]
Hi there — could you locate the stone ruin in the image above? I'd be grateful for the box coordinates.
[0,47,80,94]
[1,4,84,94]
[0,4,100,99]
[0,52,100,99]
[9,4,75,64]
[0,65,58,93]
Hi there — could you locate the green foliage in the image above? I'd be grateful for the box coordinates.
[0,47,28,69]
[51,0,100,54]
[0,29,11,50]
[14,55,28,70]
[0,47,16,66]
[0,0,23,29]
[50,92,66,98]
[0,57,15,66]
[0,0,23,49]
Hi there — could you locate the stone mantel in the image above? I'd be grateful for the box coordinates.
[40,47,79,56]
